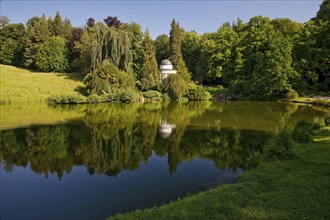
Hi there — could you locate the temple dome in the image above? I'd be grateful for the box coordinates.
[160,59,172,65]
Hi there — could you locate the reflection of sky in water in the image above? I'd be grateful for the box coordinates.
[1,155,242,220]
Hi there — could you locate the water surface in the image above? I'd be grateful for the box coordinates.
[0,101,325,219]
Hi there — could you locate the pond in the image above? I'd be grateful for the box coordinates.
[0,101,325,220]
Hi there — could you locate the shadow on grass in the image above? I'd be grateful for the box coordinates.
[59,72,85,82]
[74,86,87,96]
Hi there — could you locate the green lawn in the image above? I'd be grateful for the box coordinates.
[109,127,330,220]
[0,64,85,103]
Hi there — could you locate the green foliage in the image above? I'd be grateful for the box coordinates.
[325,113,330,126]
[161,93,170,101]
[142,90,161,99]
[122,22,143,76]
[291,120,315,143]
[168,19,191,82]
[85,60,134,95]
[186,84,211,100]
[313,116,326,128]
[228,16,296,100]
[0,39,21,65]
[155,34,169,64]
[181,31,201,79]
[0,23,25,66]
[90,22,133,74]
[138,30,160,91]
[47,94,87,104]
[163,74,187,99]
[286,90,299,99]
[35,36,69,72]
[197,23,239,84]
[264,130,295,160]
[245,152,263,169]
[23,15,50,69]
[205,85,224,95]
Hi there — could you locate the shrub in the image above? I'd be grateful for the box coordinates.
[142,90,161,99]
[205,86,224,95]
[313,116,326,128]
[47,94,87,104]
[163,74,188,99]
[116,89,136,102]
[177,97,189,103]
[161,93,170,101]
[325,113,330,126]
[186,84,211,100]
[245,152,264,169]
[86,94,107,103]
[84,60,134,96]
[35,36,69,72]
[264,130,294,160]
[291,120,314,143]
[286,90,299,99]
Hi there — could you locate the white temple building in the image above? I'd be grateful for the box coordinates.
[159,59,177,80]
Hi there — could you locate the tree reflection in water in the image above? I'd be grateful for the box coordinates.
[1,101,318,179]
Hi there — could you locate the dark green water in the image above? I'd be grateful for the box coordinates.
[0,101,325,219]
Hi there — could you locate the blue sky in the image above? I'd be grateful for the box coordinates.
[1,0,323,38]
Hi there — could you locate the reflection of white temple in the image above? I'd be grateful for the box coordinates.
[159,122,176,139]
[159,59,177,80]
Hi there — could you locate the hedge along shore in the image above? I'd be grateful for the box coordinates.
[108,125,330,220]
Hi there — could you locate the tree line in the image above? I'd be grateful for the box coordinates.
[0,0,329,100]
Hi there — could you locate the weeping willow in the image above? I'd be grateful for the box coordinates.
[90,23,133,75]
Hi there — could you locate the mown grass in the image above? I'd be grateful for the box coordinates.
[0,64,85,103]
[108,127,330,220]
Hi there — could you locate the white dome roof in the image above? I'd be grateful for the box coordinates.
[160,59,172,65]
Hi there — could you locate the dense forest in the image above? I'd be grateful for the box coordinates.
[0,0,329,100]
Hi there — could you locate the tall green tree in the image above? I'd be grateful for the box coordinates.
[122,22,143,77]
[155,34,169,64]
[89,22,133,74]
[23,14,50,69]
[51,11,64,37]
[229,16,296,100]
[139,30,160,91]
[181,31,201,80]
[0,22,25,66]
[35,36,69,72]
[169,19,190,82]
[196,23,239,84]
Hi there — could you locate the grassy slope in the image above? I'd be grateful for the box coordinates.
[0,64,85,103]
[109,128,330,220]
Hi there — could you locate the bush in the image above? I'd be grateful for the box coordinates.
[116,89,136,102]
[291,120,314,143]
[186,84,211,100]
[286,90,299,99]
[161,93,170,101]
[86,94,107,103]
[84,60,134,96]
[177,97,189,103]
[264,130,294,160]
[163,74,187,99]
[325,113,330,126]
[313,116,326,128]
[245,152,264,169]
[142,90,161,99]
[205,86,224,95]
[47,94,87,104]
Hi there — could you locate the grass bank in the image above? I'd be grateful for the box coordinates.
[0,64,85,103]
[284,97,330,108]
[108,126,330,220]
